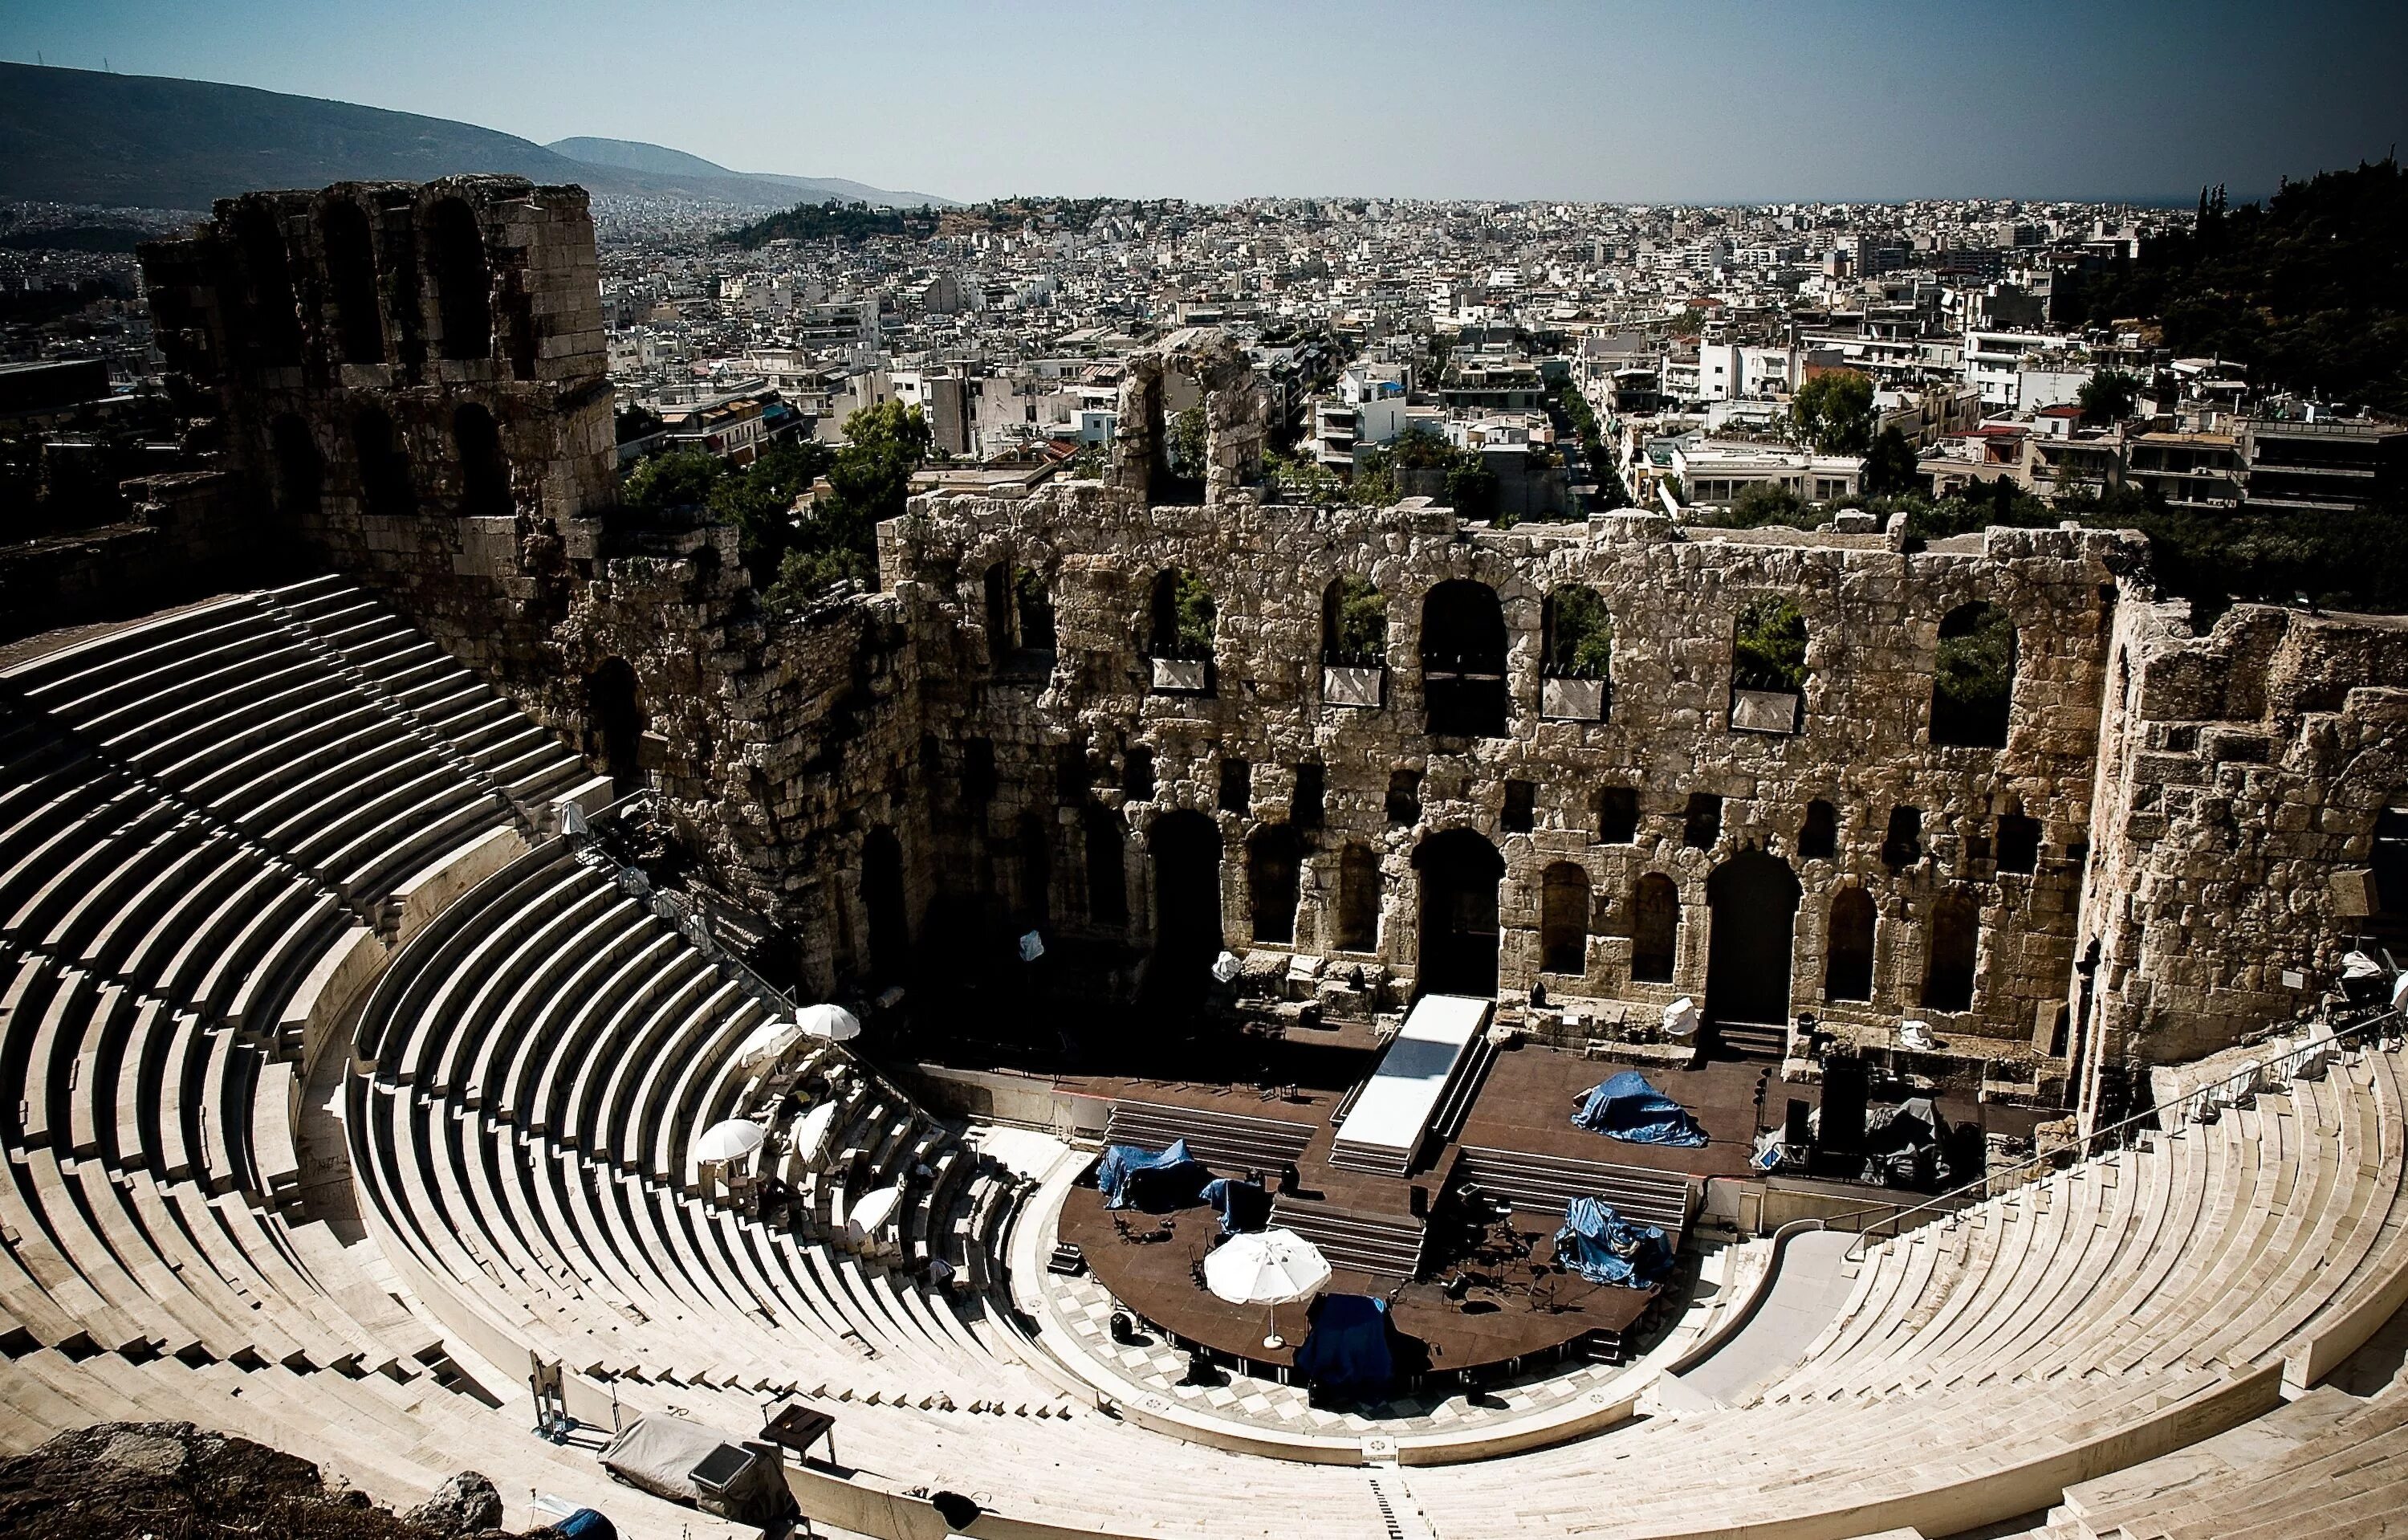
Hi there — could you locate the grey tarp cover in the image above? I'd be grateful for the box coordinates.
[598,1415,795,1526]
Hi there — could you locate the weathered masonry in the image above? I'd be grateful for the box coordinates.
[103,176,2408,1125]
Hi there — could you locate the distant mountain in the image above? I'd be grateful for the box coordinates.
[0,63,950,212]
[547,136,954,210]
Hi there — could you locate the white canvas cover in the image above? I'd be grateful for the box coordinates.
[599,1415,793,1525]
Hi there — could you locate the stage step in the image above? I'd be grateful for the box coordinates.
[1104,1100,1316,1176]
[1452,1144,1693,1236]
[1713,1018,1788,1060]
[1268,1196,1426,1279]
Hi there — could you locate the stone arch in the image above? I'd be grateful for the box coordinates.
[318,198,384,365]
[860,827,908,984]
[1630,872,1681,984]
[452,403,511,518]
[1824,885,1877,1001]
[1421,579,1508,737]
[352,406,416,520]
[429,197,493,361]
[1706,850,1802,1029]
[1144,809,1224,1001]
[229,202,303,369]
[583,657,642,796]
[1108,328,1265,505]
[1540,861,1591,976]
[1414,828,1504,996]
[1932,601,2016,748]
[1922,888,1981,1012]
[1083,803,1129,927]
[1334,843,1382,953]
[1246,824,1304,946]
[269,414,322,523]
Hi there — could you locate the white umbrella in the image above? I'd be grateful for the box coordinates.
[796,1003,862,1043]
[791,1100,839,1169]
[734,1015,802,1073]
[694,1118,767,1164]
[846,1184,903,1249]
[1203,1228,1331,1350]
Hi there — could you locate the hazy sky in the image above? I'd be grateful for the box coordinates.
[4,0,2404,204]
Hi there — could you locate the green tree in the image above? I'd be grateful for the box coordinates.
[1732,595,1809,693]
[1446,458,1499,521]
[708,439,835,587]
[1544,586,1614,678]
[1324,575,1387,663]
[2078,369,2139,426]
[1861,425,1923,498]
[1790,369,1876,454]
[818,400,930,555]
[1165,405,1210,484]
[623,450,724,514]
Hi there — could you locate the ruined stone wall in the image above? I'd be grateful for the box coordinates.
[2075,601,2408,1110]
[889,491,2131,1072]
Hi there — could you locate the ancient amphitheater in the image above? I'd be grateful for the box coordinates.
[5,175,2408,1539]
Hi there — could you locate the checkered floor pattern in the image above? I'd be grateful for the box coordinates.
[1040,1264,1633,1435]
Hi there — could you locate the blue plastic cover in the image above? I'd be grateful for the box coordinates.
[1291,1294,1395,1395]
[1199,1176,1273,1233]
[1096,1139,1206,1210]
[1570,1070,1709,1147]
[557,1510,619,1540]
[1553,1196,1673,1289]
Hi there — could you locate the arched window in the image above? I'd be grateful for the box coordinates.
[269,414,321,521]
[1540,862,1591,976]
[429,198,492,361]
[1922,889,1979,1012]
[452,403,510,517]
[1932,601,2016,748]
[1335,844,1381,952]
[1731,595,1808,733]
[1247,825,1303,945]
[584,658,641,794]
[1799,798,1839,860]
[319,199,384,365]
[1083,803,1129,927]
[352,406,416,520]
[230,204,303,368]
[1322,575,1387,665]
[1824,886,1876,1000]
[1147,568,1214,659]
[985,562,1056,675]
[1541,585,1613,722]
[1631,873,1679,984]
[1421,580,1507,737]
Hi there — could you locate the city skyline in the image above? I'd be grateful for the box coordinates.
[2,0,2405,205]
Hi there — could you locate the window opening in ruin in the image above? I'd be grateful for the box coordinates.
[1054,744,1091,806]
[2376,806,2408,915]
[1730,595,1808,734]
[1931,601,2016,749]
[269,414,322,522]
[1015,814,1052,929]
[1218,758,1251,815]
[1596,786,1640,844]
[1421,580,1508,738]
[964,738,996,805]
[1152,399,1209,505]
[429,198,493,361]
[230,203,303,369]
[1503,780,1537,834]
[1824,886,1877,1001]
[1322,576,1388,666]
[1414,829,1505,997]
[1147,568,1215,691]
[1292,762,1325,832]
[1145,809,1224,1001]
[1996,812,2042,874]
[1706,850,1802,1029]
[1683,792,1723,850]
[1923,889,1980,1012]
[319,199,385,365]
[1247,825,1304,945]
[1799,798,1838,860]
[1881,805,1925,870]
[1541,862,1591,976]
[352,406,417,520]
[1335,844,1382,952]
[1630,873,1681,984]
[1387,769,1422,826]
[860,828,908,984]
[1121,747,1154,802]
[584,658,642,796]
[453,404,511,518]
[1083,803,1129,927]
[984,563,1056,678]
[1540,585,1613,721]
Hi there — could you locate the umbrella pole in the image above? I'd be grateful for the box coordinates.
[1263,1301,1281,1352]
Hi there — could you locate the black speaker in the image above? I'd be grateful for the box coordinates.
[932,1490,983,1530]
[1820,1057,1869,1155]
[1784,1098,1812,1148]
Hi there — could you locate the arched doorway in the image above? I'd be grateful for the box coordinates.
[1705,849,1801,1030]
[1414,829,1504,996]
[860,828,907,984]
[429,198,492,361]
[584,658,641,796]
[1246,824,1303,945]
[1420,581,1507,738]
[1144,811,1223,1001]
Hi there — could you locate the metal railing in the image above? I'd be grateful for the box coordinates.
[1841,1003,2402,1263]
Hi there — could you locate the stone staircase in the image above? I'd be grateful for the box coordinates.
[1451,1143,1693,1234]
[1269,1193,1427,1278]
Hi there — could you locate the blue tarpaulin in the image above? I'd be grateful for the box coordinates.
[1553,1196,1673,1289]
[1096,1139,1206,1210]
[1571,1071,1709,1147]
[1199,1176,1272,1233]
[1291,1294,1395,1396]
